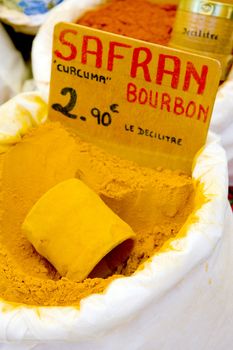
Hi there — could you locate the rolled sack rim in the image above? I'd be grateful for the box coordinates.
[0,91,229,341]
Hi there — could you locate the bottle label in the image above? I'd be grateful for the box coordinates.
[170,1,233,80]
[171,10,233,55]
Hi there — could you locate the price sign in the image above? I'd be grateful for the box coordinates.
[48,22,221,173]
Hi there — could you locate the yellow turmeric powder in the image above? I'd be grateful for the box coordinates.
[0,122,194,306]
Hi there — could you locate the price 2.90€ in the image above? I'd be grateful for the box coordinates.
[52,87,119,127]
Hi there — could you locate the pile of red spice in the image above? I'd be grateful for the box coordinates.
[77,0,177,45]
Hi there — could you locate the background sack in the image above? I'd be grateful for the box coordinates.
[0,92,232,349]
[0,0,66,34]
[0,23,26,105]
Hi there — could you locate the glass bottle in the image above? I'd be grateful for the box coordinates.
[169,0,233,81]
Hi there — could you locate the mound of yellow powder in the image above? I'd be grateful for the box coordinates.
[0,122,194,306]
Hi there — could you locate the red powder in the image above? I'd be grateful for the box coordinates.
[77,0,177,45]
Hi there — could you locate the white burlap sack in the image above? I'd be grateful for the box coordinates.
[0,23,26,105]
[211,68,233,185]
[0,92,232,350]
[31,0,233,185]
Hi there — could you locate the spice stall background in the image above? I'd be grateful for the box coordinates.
[0,1,233,349]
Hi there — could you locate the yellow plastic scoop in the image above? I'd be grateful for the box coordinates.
[22,178,135,282]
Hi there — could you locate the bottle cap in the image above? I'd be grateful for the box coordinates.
[179,0,233,20]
